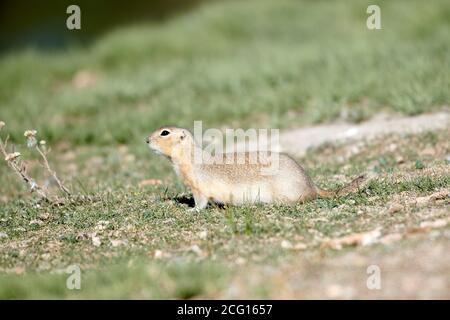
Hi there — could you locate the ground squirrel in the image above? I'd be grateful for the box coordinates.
[146,126,365,210]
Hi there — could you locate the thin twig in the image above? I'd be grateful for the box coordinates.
[35,145,71,196]
[0,137,50,201]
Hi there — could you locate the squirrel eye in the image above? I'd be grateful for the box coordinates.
[160,130,170,136]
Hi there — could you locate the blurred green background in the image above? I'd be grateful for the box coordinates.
[0,0,204,51]
[0,0,449,147]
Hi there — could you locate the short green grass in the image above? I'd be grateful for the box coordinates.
[0,0,449,299]
[0,129,448,298]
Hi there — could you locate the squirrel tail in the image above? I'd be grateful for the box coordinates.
[316,174,366,198]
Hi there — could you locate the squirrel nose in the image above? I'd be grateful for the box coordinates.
[145,137,150,144]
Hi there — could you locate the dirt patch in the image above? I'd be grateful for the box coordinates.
[280,112,450,156]
[218,233,450,299]
[230,112,449,156]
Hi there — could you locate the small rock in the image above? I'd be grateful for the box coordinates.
[0,232,8,238]
[154,250,164,259]
[323,229,381,250]
[281,240,293,249]
[95,220,109,231]
[415,189,449,206]
[198,230,208,240]
[293,243,307,250]
[344,127,358,137]
[388,143,397,152]
[76,232,89,241]
[361,229,381,246]
[395,156,405,164]
[429,189,449,201]
[38,212,50,220]
[190,244,203,256]
[388,203,403,214]
[235,257,246,265]
[415,196,430,206]
[41,253,51,260]
[91,235,101,247]
[110,239,128,247]
[29,219,44,226]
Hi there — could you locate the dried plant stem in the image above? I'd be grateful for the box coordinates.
[35,145,71,196]
[0,137,50,201]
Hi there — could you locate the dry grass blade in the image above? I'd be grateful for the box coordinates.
[0,134,50,201]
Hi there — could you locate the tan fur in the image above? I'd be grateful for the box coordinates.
[146,126,365,209]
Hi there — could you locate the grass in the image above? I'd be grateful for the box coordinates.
[0,129,448,298]
[0,0,449,147]
[0,0,449,299]
[0,260,228,299]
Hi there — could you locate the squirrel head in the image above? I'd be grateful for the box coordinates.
[146,126,196,161]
